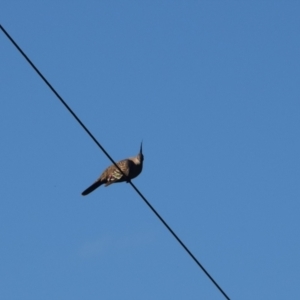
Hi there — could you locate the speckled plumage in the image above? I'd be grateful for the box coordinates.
[82,143,144,196]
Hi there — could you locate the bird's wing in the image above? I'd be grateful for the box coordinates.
[101,159,132,185]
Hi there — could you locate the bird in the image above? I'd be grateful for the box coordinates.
[82,142,144,196]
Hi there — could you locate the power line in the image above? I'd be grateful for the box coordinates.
[0,24,230,300]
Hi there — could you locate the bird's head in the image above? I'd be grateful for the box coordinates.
[137,141,144,163]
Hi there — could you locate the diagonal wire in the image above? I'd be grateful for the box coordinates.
[0,24,230,300]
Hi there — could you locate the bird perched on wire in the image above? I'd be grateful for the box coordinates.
[82,142,144,196]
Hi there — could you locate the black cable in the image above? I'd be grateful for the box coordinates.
[0,24,230,300]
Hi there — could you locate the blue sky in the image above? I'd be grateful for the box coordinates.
[1,1,300,299]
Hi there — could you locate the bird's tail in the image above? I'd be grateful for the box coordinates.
[82,180,103,196]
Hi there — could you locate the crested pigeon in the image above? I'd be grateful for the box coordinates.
[82,142,144,196]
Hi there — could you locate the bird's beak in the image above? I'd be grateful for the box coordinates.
[140,141,143,154]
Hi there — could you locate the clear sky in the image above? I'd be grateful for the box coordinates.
[1,1,300,299]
